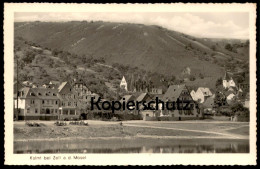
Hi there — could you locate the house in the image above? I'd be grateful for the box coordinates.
[14,87,60,120]
[135,93,157,118]
[203,97,215,114]
[238,83,249,94]
[162,84,202,120]
[57,82,79,120]
[223,71,236,89]
[191,87,213,103]
[150,88,163,95]
[22,81,33,87]
[119,95,136,113]
[49,80,60,86]
[73,79,95,112]
[227,93,236,101]
[120,76,128,91]
[136,93,153,103]
[120,95,135,103]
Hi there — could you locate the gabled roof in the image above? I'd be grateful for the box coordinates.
[223,71,233,81]
[163,85,185,101]
[16,87,31,99]
[197,87,212,96]
[203,97,214,108]
[120,95,135,103]
[58,82,68,92]
[16,87,59,100]
[136,93,152,102]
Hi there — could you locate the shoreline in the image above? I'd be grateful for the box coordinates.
[14,135,249,142]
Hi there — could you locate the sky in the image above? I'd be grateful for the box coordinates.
[14,12,249,39]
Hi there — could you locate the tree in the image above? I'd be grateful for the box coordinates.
[215,77,223,88]
[189,75,196,81]
[199,73,204,79]
[225,43,233,51]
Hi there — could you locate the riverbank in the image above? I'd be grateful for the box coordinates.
[14,120,249,141]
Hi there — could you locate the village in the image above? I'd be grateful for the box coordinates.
[9,9,254,157]
[13,70,249,122]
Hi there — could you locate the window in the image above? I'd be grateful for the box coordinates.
[31,100,35,104]
[53,93,56,96]
[42,100,45,104]
[27,108,30,113]
[56,100,58,105]
[55,109,58,114]
[52,100,54,105]
[68,102,71,106]
[38,93,41,96]
[35,109,38,113]
[75,102,77,106]
[146,114,149,117]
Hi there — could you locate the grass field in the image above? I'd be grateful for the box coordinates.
[14,120,249,141]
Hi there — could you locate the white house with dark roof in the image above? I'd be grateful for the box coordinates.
[191,87,213,103]
[223,71,236,89]
[14,87,60,120]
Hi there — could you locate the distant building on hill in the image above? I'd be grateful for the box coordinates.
[223,71,236,89]
[120,76,128,91]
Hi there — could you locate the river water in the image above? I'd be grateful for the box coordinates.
[14,138,249,153]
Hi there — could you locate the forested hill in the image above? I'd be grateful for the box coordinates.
[14,21,249,93]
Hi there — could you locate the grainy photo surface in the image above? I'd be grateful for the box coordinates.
[4,3,257,165]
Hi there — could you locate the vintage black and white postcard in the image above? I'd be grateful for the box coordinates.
[4,3,257,165]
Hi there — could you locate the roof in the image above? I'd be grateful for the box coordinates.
[120,95,135,103]
[203,97,214,108]
[74,79,85,84]
[49,80,60,85]
[223,71,233,81]
[163,85,185,101]
[151,94,164,100]
[197,87,212,96]
[16,87,59,100]
[58,82,68,92]
[136,93,152,102]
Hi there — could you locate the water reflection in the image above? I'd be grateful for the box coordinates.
[14,138,249,154]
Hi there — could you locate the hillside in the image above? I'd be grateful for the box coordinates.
[14,21,249,90]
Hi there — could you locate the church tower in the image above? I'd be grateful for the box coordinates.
[120,76,128,91]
